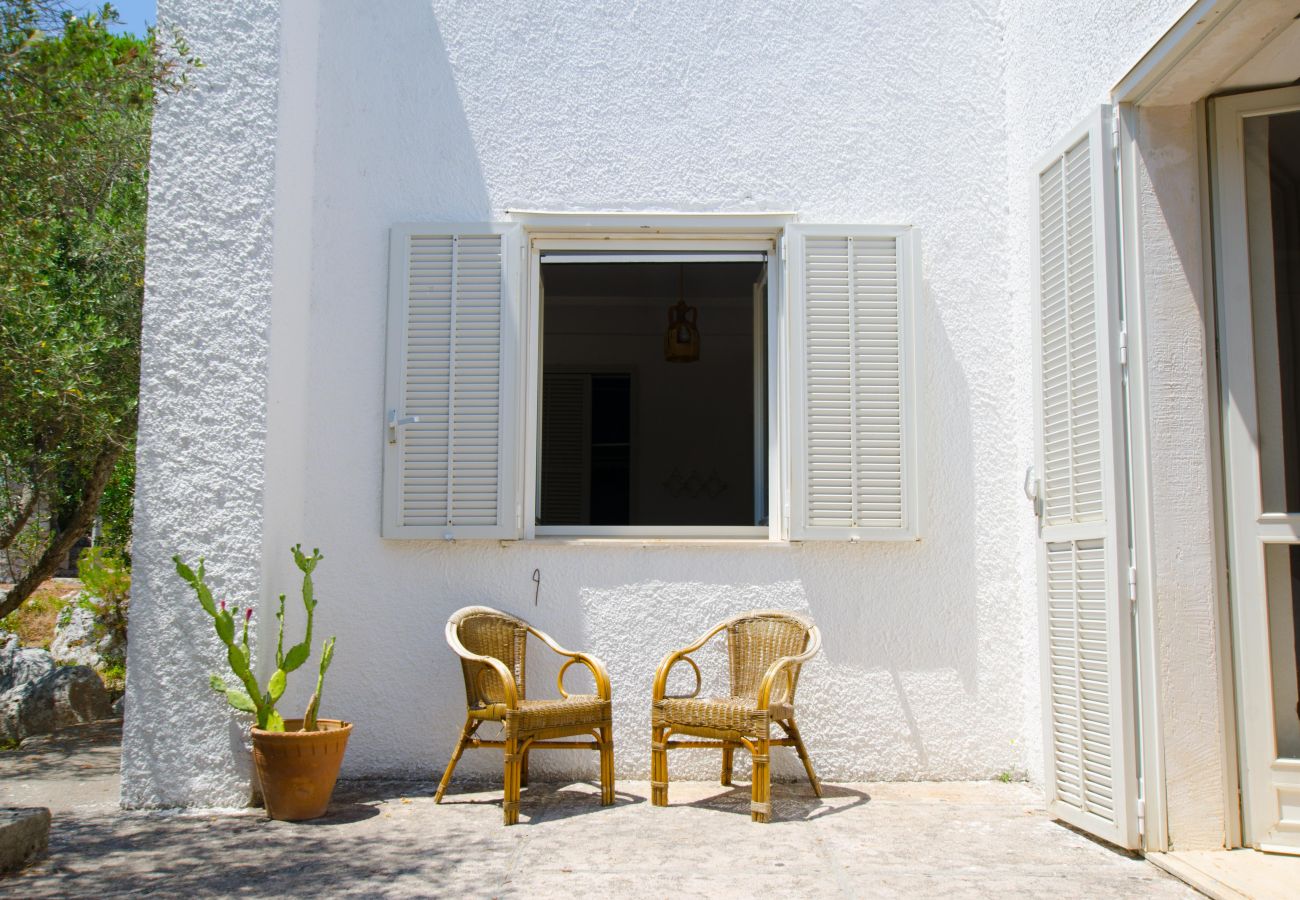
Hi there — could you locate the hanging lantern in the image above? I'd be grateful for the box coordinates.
[664,265,700,363]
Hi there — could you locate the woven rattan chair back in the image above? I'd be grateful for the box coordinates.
[726,612,812,705]
[450,607,527,708]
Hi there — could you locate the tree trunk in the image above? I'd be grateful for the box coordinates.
[0,445,121,620]
[0,485,40,550]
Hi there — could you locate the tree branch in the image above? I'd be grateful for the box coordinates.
[0,443,120,619]
[0,485,40,550]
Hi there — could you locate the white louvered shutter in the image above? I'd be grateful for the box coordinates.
[382,224,522,539]
[1032,108,1138,849]
[786,225,919,540]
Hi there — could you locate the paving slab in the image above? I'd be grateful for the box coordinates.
[0,722,1200,898]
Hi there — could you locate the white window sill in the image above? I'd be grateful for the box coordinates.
[503,537,797,548]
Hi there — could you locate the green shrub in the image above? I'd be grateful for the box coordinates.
[75,546,129,663]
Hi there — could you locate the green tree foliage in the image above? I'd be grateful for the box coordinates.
[0,2,198,617]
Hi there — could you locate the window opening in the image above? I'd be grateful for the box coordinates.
[538,256,768,529]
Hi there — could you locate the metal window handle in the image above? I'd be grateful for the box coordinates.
[387,409,420,444]
[1023,466,1040,503]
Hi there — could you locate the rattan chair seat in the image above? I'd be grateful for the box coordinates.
[656,696,793,735]
[510,695,610,732]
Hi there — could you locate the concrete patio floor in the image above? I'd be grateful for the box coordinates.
[0,722,1200,898]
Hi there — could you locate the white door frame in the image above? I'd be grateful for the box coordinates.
[1210,84,1300,855]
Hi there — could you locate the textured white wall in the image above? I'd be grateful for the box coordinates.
[127,0,1214,807]
[1001,0,1197,790]
[122,0,282,807]
[292,0,1034,787]
[1133,104,1229,850]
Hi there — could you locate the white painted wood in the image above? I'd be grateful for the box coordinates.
[1115,100,1172,852]
[1032,107,1140,849]
[786,224,919,541]
[1211,85,1300,855]
[383,223,523,539]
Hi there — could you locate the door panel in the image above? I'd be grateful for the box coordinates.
[1213,85,1300,854]
[1032,107,1140,849]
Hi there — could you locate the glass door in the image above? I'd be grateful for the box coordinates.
[1213,85,1300,854]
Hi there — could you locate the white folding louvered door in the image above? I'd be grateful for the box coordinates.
[786,225,919,540]
[383,224,522,539]
[1031,108,1139,849]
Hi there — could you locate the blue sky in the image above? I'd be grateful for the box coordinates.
[77,0,156,36]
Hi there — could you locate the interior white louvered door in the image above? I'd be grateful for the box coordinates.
[1031,108,1139,849]
[383,224,522,539]
[786,225,920,540]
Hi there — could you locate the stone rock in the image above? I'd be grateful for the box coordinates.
[0,807,50,875]
[0,647,54,695]
[0,632,19,681]
[111,694,125,718]
[0,665,112,742]
[49,596,124,671]
[49,604,99,668]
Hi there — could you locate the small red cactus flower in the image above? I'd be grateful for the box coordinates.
[219,599,227,613]
[245,608,253,622]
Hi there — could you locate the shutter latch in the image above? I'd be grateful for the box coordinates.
[1128,565,1138,606]
[387,409,420,444]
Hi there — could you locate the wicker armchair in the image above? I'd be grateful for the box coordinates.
[651,610,822,822]
[434,606,614,825]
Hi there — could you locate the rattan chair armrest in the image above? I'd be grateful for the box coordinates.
[652,620,730,701]
[526,625,612,700]
[756,625,822,709]
[445,619,519,708]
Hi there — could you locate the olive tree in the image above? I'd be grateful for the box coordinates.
[0,2,198,617]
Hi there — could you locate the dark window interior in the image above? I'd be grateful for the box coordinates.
[1266,111,1300,720]
[539,260,766,528]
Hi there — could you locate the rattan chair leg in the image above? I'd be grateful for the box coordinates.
[784,719,822,797]
[751,740,771,823]
[434,716,475,803]
[721,744,734,786]
[520,748,530,787]
[503,736,522,826]
[651,725,668,806]
[599,724,615,805]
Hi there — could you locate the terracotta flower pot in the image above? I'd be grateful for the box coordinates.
[250,718,352,821]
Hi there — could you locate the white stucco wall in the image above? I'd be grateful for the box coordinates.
[1132,104,1230,850]
[128,0,1224,810]
[122,0,282,807]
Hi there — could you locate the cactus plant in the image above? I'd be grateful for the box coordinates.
[174,544,338,733]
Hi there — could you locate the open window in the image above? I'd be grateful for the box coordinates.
[383,221,920,543]
[536,253,770,537]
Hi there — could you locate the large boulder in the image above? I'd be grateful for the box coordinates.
[0,647,54,695]
[0,665,112,742]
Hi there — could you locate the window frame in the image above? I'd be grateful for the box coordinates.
[522,233,784,541]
